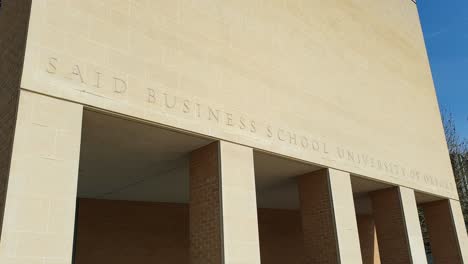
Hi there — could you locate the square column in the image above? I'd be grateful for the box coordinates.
[189,141,260,264]
[0,91,83,263]
[422,199,468,263]
[298,168,362,264]
[371,187,427,264]
[357,215,381,264]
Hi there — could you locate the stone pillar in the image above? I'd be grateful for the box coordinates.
[189,141,260,264]
[0,91,83,263]
[357,215,381,264]
[298,168,362,264]
[371,187,427,264]
[422,199,468,263]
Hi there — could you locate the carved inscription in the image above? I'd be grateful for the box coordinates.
[46,57,127,94]
[44,57,456,193]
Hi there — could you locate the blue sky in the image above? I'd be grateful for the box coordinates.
[417,1,468,139]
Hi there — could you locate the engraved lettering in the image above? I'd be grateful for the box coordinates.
[323,142,329,154]
[71,65,85,83]
[240,117,247,130]
[195,103,202,118]
[225,113,234,126]
[383,162,390,173]
[361,154,369,166]
[401,167,406,177]
[355,154,361,164]
[250,120,256,133]
[266,126,273,137]
[311,140,320,151]
[183,100,191,113]
[208,107,220,122]
[164,93,176,108]
[113,77,127,93]
[44,55,456,193]
[147,88,156,103]
[278,129,286,141]
[94,72,103,88]
[46,57,58,74]
[337,147,345,159]
[289,132,297,145]
[347,150,355,162]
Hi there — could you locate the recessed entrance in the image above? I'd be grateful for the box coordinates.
[74,110,324,264]
[74,110,214,263]
[72,110,452,264]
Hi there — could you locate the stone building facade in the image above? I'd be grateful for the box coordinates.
[0,0,467,263]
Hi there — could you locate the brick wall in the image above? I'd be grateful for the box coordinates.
[258,208,306,264]
[189,142,222,264]
[298,170,339,264]
[0,0,32,238]
[357,214,381,264]
[74,199,190,264]
[74,199,306,264]
[422,200,463,263]
[371,187,411,264]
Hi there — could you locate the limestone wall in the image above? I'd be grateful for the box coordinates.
[19,0,456,198]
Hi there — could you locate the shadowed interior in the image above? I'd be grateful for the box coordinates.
[75,110,417,263]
